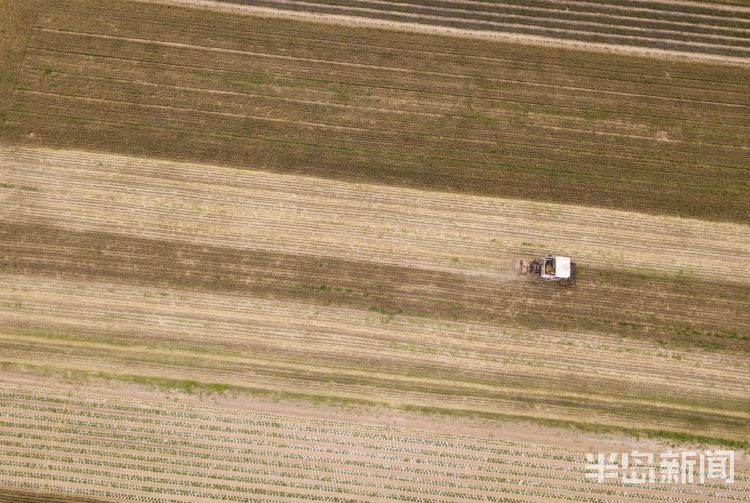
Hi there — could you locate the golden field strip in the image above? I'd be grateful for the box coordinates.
[1,0,749,501]
[0,146,749,444]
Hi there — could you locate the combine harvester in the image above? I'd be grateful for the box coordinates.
[516,255,576,287]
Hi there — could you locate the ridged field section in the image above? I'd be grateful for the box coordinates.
[0,384,748,503]
[2,0,749,221]
[211,0,750,58]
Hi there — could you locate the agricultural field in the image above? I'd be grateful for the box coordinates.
[0,384,749,502]
[2,0,750,222]
[0,0,749,501]
[213,0,750,58]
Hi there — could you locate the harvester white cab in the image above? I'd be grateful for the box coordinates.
[516,255,576,287]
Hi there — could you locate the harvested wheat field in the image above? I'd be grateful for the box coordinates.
[0,0,749,501]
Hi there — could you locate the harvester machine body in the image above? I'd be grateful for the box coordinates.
[516,255,576,286]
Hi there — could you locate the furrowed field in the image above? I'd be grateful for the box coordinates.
[3,0,750,222]
[0,384,748,502]
[0,0,749,501]
[216,0,750,58]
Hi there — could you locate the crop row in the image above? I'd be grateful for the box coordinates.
[0,385,746,503]
[6,241,745,378]
[258,0,750,28]
[1,151,747,335]
[0,420,586,477]
[14,65,750,173]
[7,107,748,223]
[1,145,748,443]
[5,3,749,221]
[2,273,748,405]
[1,394,746,492]
[0,0,41,125]
[3,215,747,344]
[3,145,746,247]
[0,384,569,452]
[26,23,750,116]
[2,273,749,447]
[39,3,750,92]
[0,398,581,459]
[11,93,747,199]
[4,339,747,444]
[56,0,750,57]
